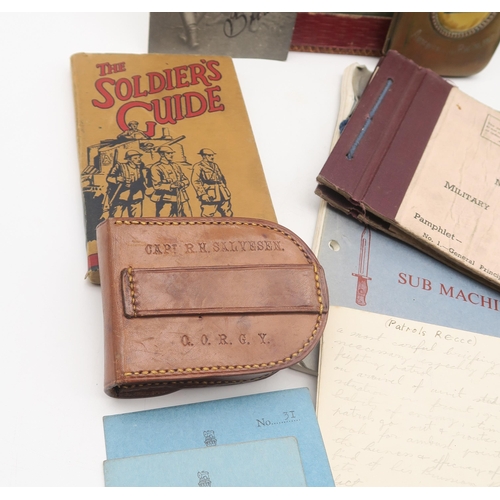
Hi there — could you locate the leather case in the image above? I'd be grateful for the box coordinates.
[96,217,329,398]
[383,13,500,77]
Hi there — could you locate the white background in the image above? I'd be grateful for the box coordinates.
[1,9,499,491]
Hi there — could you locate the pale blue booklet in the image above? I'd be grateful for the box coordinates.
[297,201,500,375]
[104,437,307,487]
[299,201,500,375]
[103,387,334,487]
[317,202,500,336]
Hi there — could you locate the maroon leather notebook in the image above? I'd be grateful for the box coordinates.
[316,50,500,292]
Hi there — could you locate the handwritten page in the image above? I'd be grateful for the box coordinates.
[316,306,500,487]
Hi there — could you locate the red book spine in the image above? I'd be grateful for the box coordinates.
[290,13,392,56]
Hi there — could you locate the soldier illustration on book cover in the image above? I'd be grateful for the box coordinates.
[72,53,276,283]
[81,124,233,242]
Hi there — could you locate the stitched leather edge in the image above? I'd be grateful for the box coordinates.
[117,372,274,393]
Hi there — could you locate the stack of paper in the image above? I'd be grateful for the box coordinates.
[102,388,334,487]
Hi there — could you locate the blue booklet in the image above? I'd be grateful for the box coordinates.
[317,202,500,336]
[104,437,307,487]
[299,200,500,375]
[103,387,334,487]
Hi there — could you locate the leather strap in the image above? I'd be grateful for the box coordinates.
[122,264,322,318]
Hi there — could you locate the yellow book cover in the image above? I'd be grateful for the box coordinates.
[71,53,276,284]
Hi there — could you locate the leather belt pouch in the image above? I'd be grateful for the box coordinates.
[96,217,329,398]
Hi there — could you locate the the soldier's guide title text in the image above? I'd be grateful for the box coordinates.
[91,59,225,136]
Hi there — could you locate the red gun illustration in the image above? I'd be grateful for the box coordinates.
[352,227,372,306]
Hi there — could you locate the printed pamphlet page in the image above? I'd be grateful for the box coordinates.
[396,88,500,289]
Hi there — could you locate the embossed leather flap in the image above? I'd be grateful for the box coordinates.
[121,264,322,317]
[97,217,329,398]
